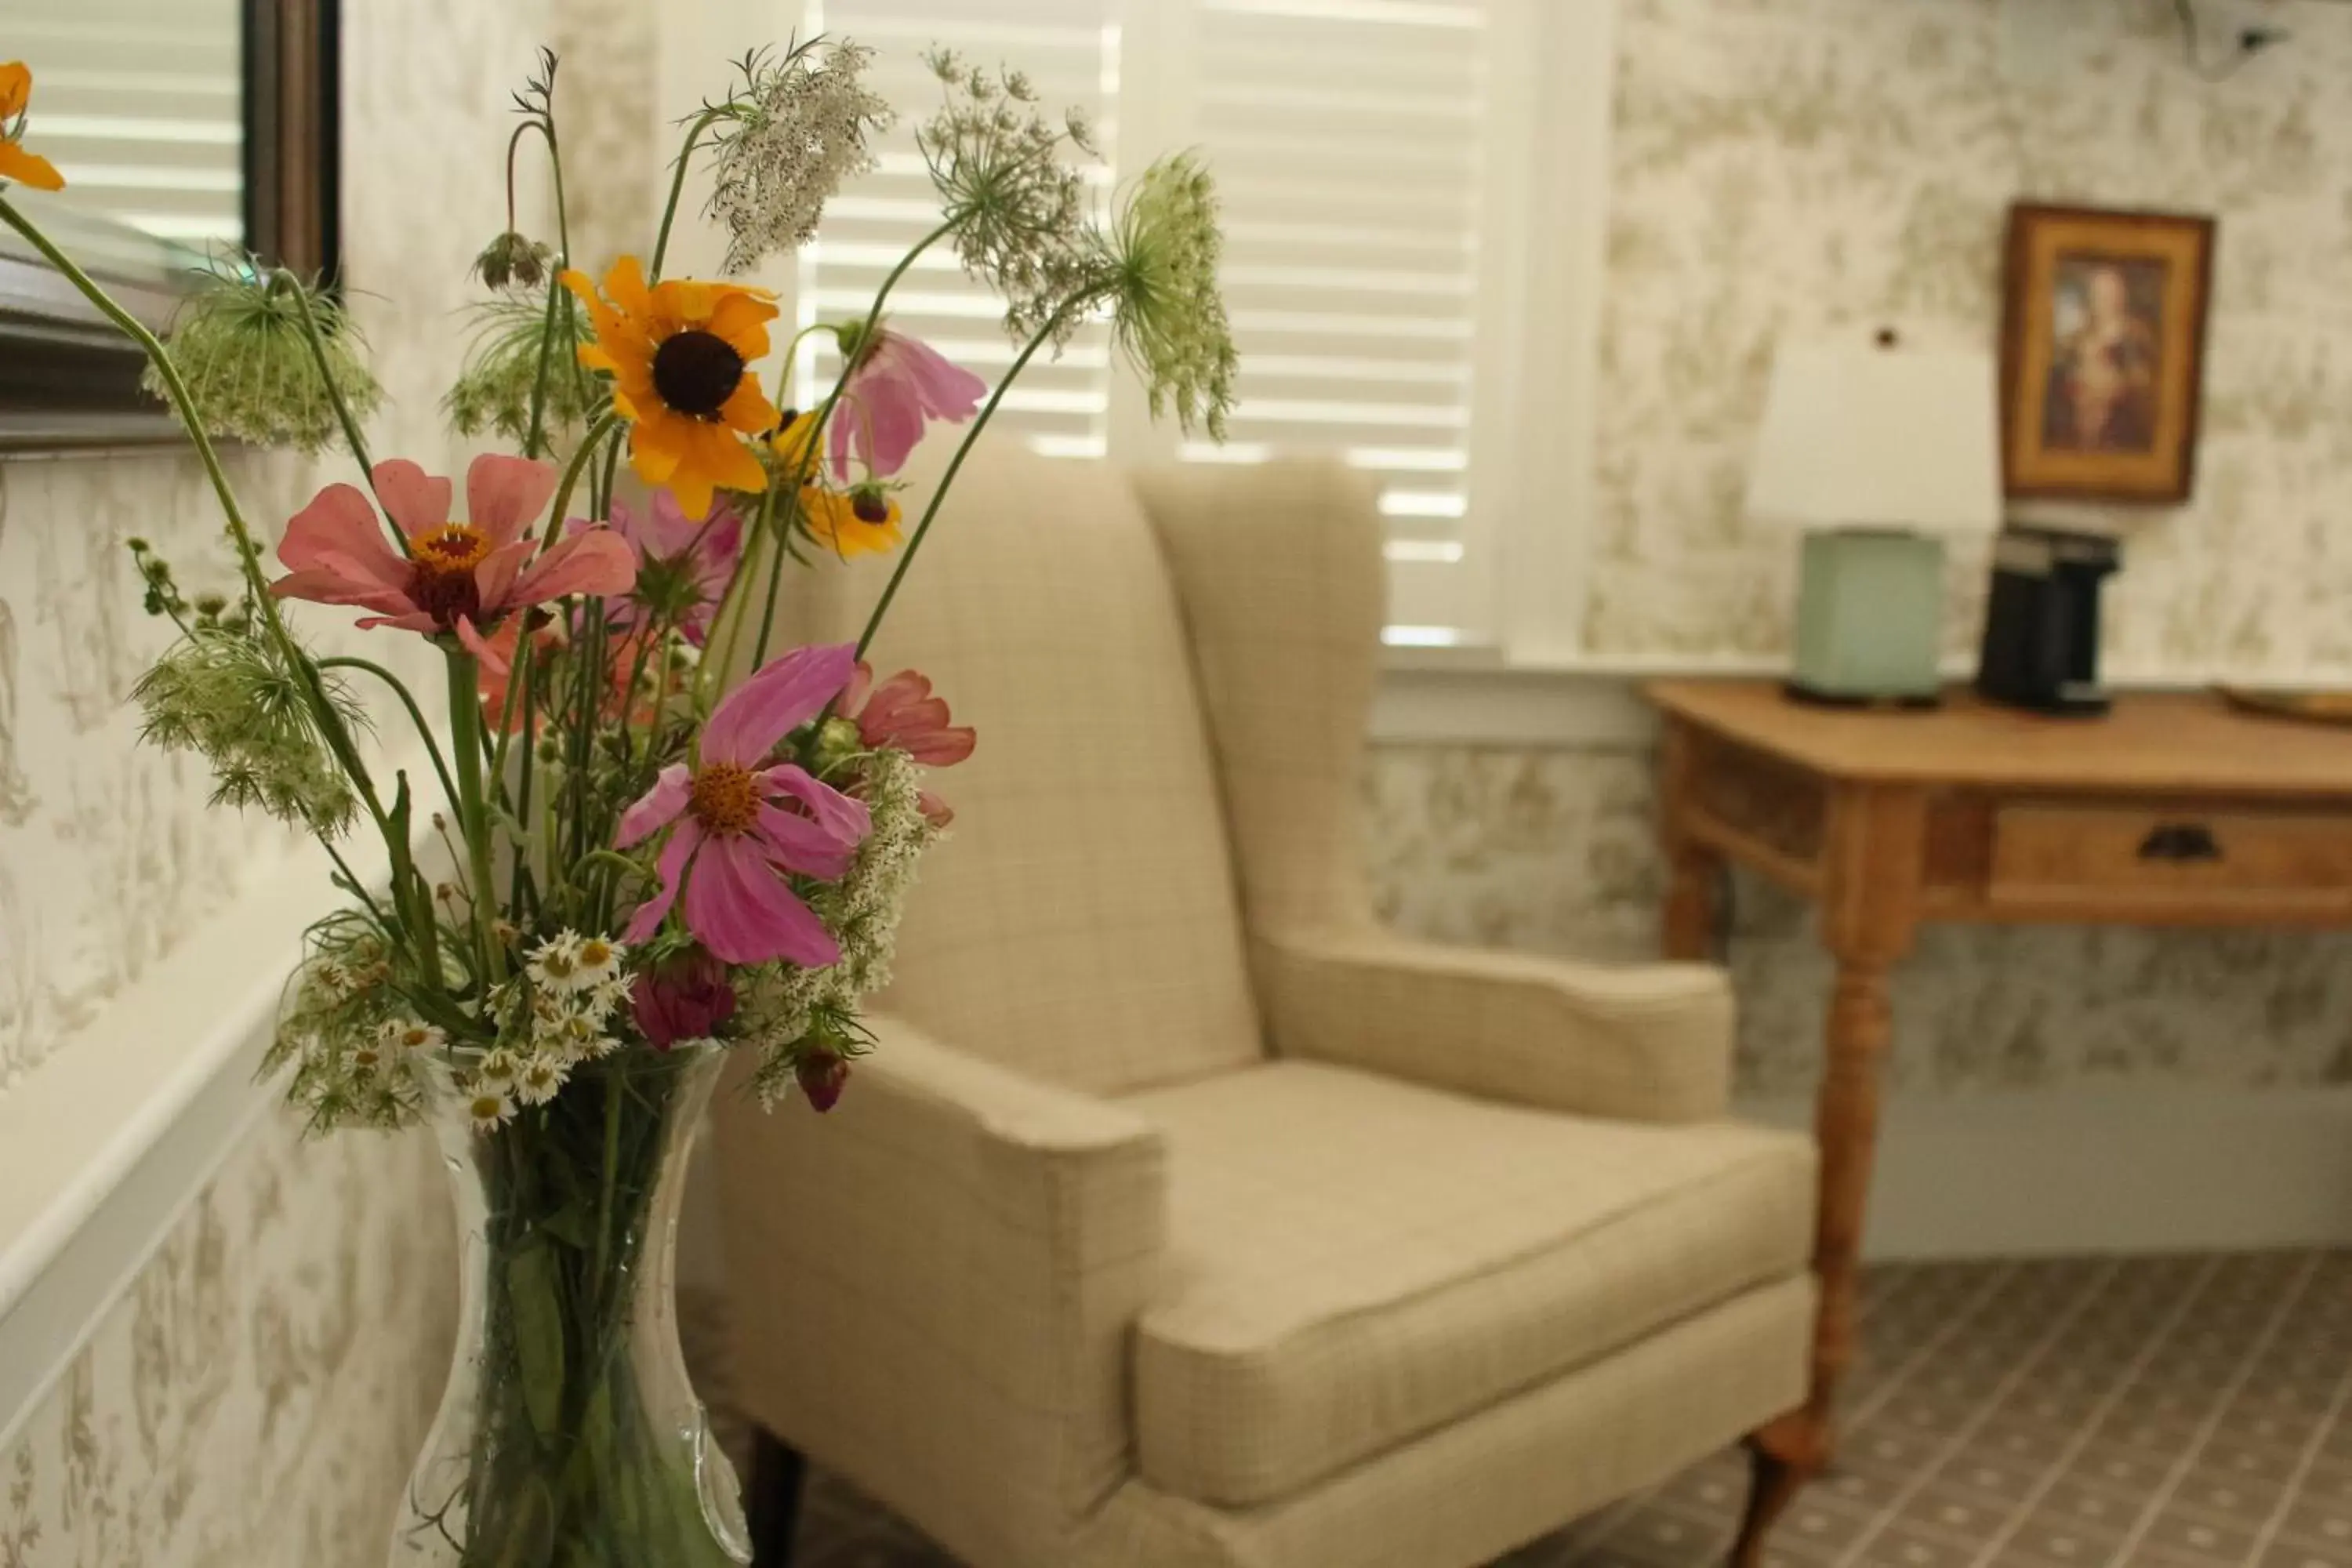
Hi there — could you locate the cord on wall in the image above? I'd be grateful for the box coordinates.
[2172,0,2291,78]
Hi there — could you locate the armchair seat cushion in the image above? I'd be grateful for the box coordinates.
[1121,1060,1815,1508]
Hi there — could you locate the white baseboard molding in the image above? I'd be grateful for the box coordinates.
[1739,1085,2352,1261]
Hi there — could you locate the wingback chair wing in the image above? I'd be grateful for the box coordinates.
[712,441,1818,1568]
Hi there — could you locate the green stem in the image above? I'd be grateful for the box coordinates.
[268,269,376,480]
[320,837,394,934]
[0,197,397,844]
[446,651,508,984]
[739,218,960,674]
[649,107,731,281]
[318,655,460,820]
[855,300,1084,657]
[513,118,574,460]
[541,412,623,557]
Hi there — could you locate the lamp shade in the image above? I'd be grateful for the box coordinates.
[1746,329,2003,535]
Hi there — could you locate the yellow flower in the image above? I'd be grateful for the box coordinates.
[561,256,779,517]
[0,62,65,191]
[804,483,903,559]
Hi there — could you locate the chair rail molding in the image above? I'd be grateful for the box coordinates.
[0,764,436,1450]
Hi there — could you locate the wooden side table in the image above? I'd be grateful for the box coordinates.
[1648,681,2352,1564]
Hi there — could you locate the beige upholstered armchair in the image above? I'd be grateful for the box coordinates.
[712,444,1818,1567]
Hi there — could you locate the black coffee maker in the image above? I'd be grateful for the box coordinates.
[1976,525,2120,717]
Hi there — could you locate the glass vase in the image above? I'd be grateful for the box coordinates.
[392,1044,750,1567]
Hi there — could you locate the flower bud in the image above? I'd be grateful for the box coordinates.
[796,1048,850,1112]
[630,949,737,1051]
[472,230,553,292]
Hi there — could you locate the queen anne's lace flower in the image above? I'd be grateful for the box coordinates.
[916,49,1098,349]
[1099,154,1237,439]
[707,42,891,276]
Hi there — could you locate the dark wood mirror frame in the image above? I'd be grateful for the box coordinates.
[0,0,341,453]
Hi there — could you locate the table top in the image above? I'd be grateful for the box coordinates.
[1646,681,2352,798]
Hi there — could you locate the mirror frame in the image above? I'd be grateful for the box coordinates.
[0,0,342,454]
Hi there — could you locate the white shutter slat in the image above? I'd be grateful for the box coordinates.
[0,0,243,246]
[1178,0,1490,628]
[799,0,1116,461]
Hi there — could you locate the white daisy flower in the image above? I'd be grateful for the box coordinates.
[515,1054,568,1106]
[477,1047,522,1089]
[466,1090,517,1134]
[572,936,625,991]
[526,932,583,991]
[584,971,633,1022]
[382,1019,446,1054]
[349,1042,386,1080]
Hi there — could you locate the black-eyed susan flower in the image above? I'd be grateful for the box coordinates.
[562,257,781,517]
[804,483,904,559]
[0,62,64,192]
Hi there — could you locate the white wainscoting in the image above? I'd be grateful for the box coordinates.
[1744,1087,2352,1261]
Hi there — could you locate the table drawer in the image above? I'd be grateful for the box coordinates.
[1989,805,2352,911]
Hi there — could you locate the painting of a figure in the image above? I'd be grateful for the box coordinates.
[2042,256,2166,454]
[2001,206,2215,504]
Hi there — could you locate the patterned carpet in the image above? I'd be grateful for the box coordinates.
[726,1250,2352,1568]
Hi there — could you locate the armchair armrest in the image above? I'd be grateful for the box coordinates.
[711,1016,1167,1563]
[1253,927,1735,1123]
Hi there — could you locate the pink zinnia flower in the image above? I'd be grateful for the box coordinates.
[829,325,986,481]
[572,492,743,646]
[616,643,872,967]
[840,661,976,766]
[272,455,636,666]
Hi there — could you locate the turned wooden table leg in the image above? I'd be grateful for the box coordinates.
[1729,955,1896,1565]
[1659,718,1727,963]
[1728,785,1922,1568]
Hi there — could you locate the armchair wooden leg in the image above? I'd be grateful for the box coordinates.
[1726,1410,1827,1567]
[748,1425,808,1567]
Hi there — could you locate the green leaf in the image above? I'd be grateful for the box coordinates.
[535,1199,593,1251]
[503,1240,568,1439]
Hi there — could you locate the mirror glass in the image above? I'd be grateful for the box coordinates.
[0,0,244,249]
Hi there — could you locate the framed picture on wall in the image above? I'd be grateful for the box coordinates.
[1998,203,2217,505]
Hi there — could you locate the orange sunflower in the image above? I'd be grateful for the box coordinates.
[561,256,779,517]
[0,63,65,191]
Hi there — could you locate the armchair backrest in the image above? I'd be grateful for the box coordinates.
[760,440,1263,1095]
[1134,459,1388,944]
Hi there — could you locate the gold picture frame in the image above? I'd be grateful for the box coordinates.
[1999,203,2216,506]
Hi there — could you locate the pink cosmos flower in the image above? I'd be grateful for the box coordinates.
[829,325,986,481]
[572,492,743,647]
[272,455,636,667]
[840,661,976,766]
[616,643,872,967]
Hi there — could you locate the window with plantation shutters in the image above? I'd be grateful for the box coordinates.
[0,0,243,247]
[797,0,1548,644]
[795,0,1120,459]
[1169,0,1502,639]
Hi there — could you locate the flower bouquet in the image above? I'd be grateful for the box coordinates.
[0,36,1231,1568]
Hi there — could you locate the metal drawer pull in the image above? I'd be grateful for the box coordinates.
[2139,822,2223,862]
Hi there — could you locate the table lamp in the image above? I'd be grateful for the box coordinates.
[1747,328,2002,706]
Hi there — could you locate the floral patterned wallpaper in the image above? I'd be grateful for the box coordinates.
[0,0,538,1558]
[1364,745,2352,1098]
[1372,0,2352,1098]
[12,0,2352,1557]
[1589,0,2352,674]
[0,1115,455,1567]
